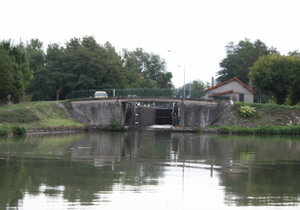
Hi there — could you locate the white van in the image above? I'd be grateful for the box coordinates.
[94,91,108,98]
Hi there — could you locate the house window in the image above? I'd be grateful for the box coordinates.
[239,94,244,102]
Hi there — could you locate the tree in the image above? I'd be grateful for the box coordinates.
[28,37,127,100]
[176,80,206,98]
[0,41,32,102]
[0,48,14,102]
[217,39,277,84]
[25,39,45,72]
[284,57,300,105]
[249,55,298,104]
[288,50,300,57]
[122,48,173,88]
[190,80,206,98]
[27,43,65,100]
[22,37,173,100]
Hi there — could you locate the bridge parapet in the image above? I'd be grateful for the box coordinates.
[71,96,216,105]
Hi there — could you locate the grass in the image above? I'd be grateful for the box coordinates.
[235,102,300,110]
[0,101,83,133]
[217,125,300,135]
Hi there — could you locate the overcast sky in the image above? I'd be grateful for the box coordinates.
[1,0,300,87]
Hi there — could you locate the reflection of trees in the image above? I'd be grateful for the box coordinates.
[171,133,233,166]
[1,132,300,208]
[170,134,300,206]
[217,136,300,206]
[0,159,28,209]
[0,132,168,209]
[222,162,300,206]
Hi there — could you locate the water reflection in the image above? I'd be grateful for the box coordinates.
[0,132,300,209]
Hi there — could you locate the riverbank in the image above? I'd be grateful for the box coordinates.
[210,102,300,135]
[2,101,300,136]
[0,101,84,136]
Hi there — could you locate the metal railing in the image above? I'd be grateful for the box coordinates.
[71,88,205,100]
[70,88,274,104]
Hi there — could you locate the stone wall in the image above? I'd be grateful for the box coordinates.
[71,101,123,126]
[179,102,226,127]
[70,100,226,128]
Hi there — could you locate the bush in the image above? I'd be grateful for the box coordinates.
[107,120,124,131]
[0,127,8,136]
[238,105,256,118]
[11,126,27,136]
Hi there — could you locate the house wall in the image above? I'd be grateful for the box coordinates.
[205,81,254,103]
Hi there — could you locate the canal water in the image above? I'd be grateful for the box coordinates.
[0,131,300,210]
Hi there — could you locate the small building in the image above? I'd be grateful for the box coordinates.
[204,77,255,102]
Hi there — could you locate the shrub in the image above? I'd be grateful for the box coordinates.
[238,105,256,118]
[11,126,27,136]
[0,127,8,136]
[107,120,124,131]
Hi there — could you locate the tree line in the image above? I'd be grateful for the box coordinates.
[217,38,300,105]
[2,36,298,105]
[0,36,173,102]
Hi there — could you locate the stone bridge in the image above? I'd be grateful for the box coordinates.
[70,97,228,128]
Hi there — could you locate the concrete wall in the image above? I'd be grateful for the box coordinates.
[71,100,224,128]
[179,102,221,127]
[205,81,254,102]
[71,101,123,126]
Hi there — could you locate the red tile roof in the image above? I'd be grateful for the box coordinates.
[208,90,233,97]
[205,77,255,94]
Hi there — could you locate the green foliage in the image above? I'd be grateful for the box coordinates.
[0,41,32,103]
[0,48,14,103]
[238,105,256,118]
[0,127,8,136]
[123,48,173,88]
[11,126,26,135]
[25,39,45,72]
[25,37,173,101]
[235,102,300,110]
[249,55,300,105]
[217,38,277,84]
[107,120,124,131]
[177,80,206,98]
[217,125,300,135]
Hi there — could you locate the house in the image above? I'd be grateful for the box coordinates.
[204,77,255,102]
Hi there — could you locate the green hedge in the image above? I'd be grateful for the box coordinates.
[217,125,300,135]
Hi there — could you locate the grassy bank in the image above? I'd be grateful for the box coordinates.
[217,102,300,134]
[215,102,300,128]
[0,101,83,136]
[212,102,300,135]
[216,125,300,135]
